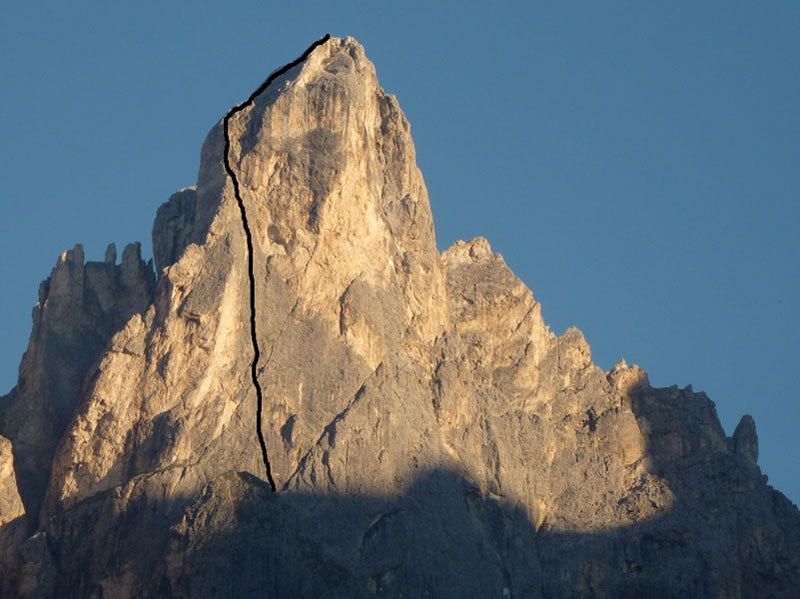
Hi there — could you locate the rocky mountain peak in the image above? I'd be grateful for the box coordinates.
[0,36,798,598]
[35,35,450,517]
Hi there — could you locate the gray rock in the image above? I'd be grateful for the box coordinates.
[152,187,197,275]
[0,242,155,533]
[0,36,798,598]
[104,242,116,264]
[0,436,23,527]
[732,413,759,467]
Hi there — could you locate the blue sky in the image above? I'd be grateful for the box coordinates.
[1,3,798,505]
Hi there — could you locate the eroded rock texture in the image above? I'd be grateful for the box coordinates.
[1,36,798,598]
[0,243,155,530]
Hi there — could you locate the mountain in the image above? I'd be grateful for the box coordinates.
[0,35,798,598]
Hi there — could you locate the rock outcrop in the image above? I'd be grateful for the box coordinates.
[0,243,155,530]
[0,36,798,598]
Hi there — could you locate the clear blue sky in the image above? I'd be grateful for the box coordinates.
[1,3,798,505]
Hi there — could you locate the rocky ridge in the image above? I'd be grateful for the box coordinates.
[0,36,798,597]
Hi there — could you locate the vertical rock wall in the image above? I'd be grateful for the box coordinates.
[0,36,797,598]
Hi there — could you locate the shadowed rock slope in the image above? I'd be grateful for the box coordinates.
[1,36,798,598]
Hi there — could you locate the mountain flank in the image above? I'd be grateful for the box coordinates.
[0,36,798,598]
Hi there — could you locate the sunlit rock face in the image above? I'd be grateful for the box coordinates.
[0,242,155,530]
[1,36,799,598]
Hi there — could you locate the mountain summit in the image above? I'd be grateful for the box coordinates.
[1,36,798,598]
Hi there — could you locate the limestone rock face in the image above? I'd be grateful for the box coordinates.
[0,243,155,529]
[1,36,799,598]
[152,187,198,275]
[732,413,759,467]
[0,436,23,527]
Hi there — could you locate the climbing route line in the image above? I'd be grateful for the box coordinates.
[222,34,331,492]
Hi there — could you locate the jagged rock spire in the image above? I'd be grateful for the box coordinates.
[0,37,798,598]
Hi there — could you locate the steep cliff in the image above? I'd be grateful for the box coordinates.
[1,36,798,598]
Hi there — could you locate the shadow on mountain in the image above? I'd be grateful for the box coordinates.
[4,380,800,598]
[0,249,156,536]
[538,378,800,598]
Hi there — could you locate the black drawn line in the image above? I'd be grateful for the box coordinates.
[223,33,331,492]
